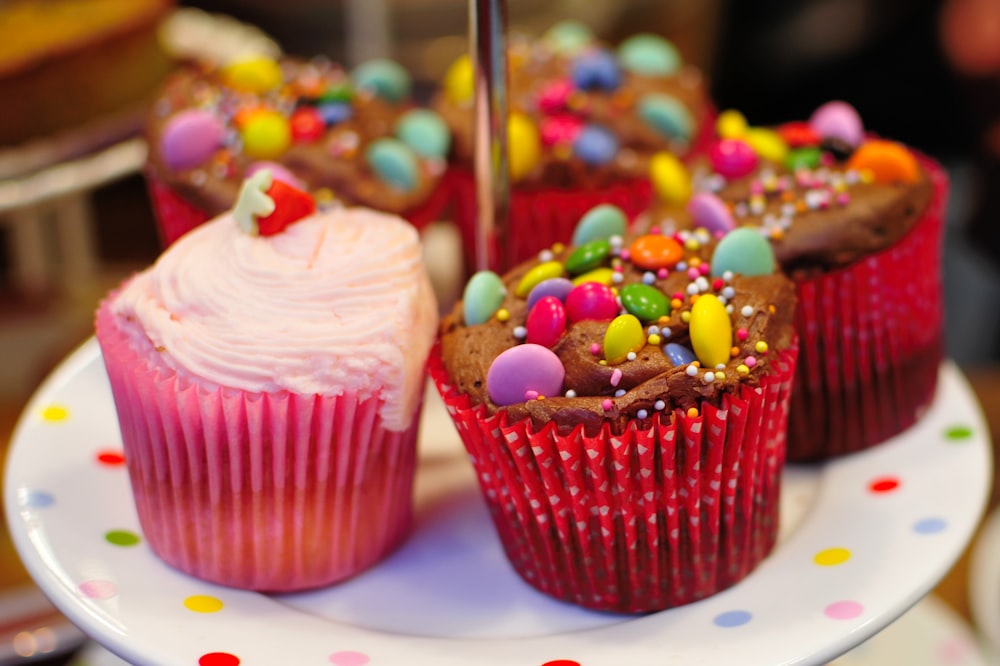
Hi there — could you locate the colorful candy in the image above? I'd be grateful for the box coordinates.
[629,234,683,270]
[745,128,788,163]
[160,109,225,170]
[604,314,645,364]
[565,239,611,275]
[716,109,748,139]
[543,21,594,55]
[571,267,614,286]
[565,282,618,322]
[221,57,282,94]
[351,59,412,103]
[526,296,567,347]
[240,110,291,159]
[710,228,776,277]
[571,50,622,91]
[515,260,565,297]
[639,93,694,141]
[508,112,541,181]
[786,147,821,171]
[689,294,732,367]
[572,204,627,246]
[687,192,735,234]
[809,101,864,149]
[365,138,419,192]
[846,140,920,184]
[463,270,506,325]
[664,343,696,367]
[317,102,353,126]
[649,151,691,205]
[290,107,325,143]
[395,109,451,159]
[255,179,316,236]
[443,55,473,104]
[620,283,670,322]
[617,34,681,76]
[487,344,565,405]
[709,138,758,179]
[573,124,619,165]
[526,277,575,309]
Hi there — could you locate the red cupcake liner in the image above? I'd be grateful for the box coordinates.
[430,342,798,613]
[145,174,450,249]
[786,154,949,461]
[96,297,422,592]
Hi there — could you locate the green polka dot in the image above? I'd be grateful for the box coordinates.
[105,530,141,547]
[945,425,973,441]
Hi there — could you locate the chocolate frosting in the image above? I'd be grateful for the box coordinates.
[440,232,797,436]
[433,32,711,189]
[145,58,443,218]
[642,150,934,278]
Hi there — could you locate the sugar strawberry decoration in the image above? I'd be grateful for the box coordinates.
[234,169,316,236]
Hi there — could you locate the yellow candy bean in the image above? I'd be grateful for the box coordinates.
[571,267,614,287]
[444,55,474,104]
[689,294,732,367]
[515,261,565,297]
[222,57,283,94]
[604,314,645,365]
[716,109,748,139]
[745,127,788,163]
[649,151,691,205]
[241,110,291,159]
[508,112,541,183]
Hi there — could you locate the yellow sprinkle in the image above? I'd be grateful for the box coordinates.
[680,311,691,323]
[737,364,750,375]
[648,334,662,345]
[658,316,672,326]
[689,257,702,267]
[730,346,741,357]
[684,238,700,251]
[769,228,784,241]
[715,372,726,381]
[769,304,776,314]
[599,359,608,366]
[670,299,683,310]
[755,341,769,354]
[552,243,565,254]
[686,407,700,418]
[536,395,546,400]
[860,169,875,184]
[315,188,335,204]
[496,308,510,322]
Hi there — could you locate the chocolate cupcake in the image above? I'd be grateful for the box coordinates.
[639,101,949,461]
[432,206,798,613]
[434,21,714,271]
[145,55,452,246]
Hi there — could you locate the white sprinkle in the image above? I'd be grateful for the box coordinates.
[722,286,736,299]
[637,409,649,419]
[615,389,626,397]
[609,235,624,248]
[565,389,577,398]
[626,352,637,361]
[715,363,726,370]
[703,372,716,384]
[647,325,660,336]
[723,271,734,282]
[695,276,709,292]
[642,272,656,285]
[676,261,688,272]
[612,272,624,284]
[726,304,734,314]
[654,400,666,411]
[741,305,754,317]
[539,249,554,262]
[661,327,672,339]
[685,364,698,377]
[686,283,699,296]
[513,326,527,339]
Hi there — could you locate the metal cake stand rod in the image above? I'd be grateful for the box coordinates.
[470,0,511,272]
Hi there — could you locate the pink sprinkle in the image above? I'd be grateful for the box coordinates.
[687,267,700,279]
[590,343,601,355]
[537,79,573,114]
[699,263,711,276]
[610,368,623,387]
[745,356,757,368]
[737,327,749,341]
[657,268,669,279]
[672,292,684,301]
[601,399,613,412]
[620,250,631,261]
[837,193,851,206]
[649,226,661,235]
[778,176,792,192]
[524,390,539,401]
[540,114,584,147]
[750,181,764,195]
[613,264,624,273]
[712,278,724,291]
[820,152,835,166]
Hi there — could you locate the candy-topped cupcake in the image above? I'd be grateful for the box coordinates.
[434,21,714,271]
[639,101,949,461]
[95,172,438,591]
[145,54,452,246]
[432,205,798,613]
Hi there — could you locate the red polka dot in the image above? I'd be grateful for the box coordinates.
[868,476,900,493]
[542,661,581,666]
[96,450,126,466]
[199,653,240,666]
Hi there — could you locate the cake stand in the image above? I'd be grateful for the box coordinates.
[2,339,992,666]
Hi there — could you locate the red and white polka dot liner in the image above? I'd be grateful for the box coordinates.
[3,340,992,665]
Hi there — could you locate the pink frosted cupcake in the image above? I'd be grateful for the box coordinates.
[433,208,798,613]
[145,55,452,247]
[95,171,438,591]
[639,102,949,461]
[434,22,715,272]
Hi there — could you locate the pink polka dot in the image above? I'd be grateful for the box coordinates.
[329,651,370,666]
[78,580,117,600]
[824,600,863,620]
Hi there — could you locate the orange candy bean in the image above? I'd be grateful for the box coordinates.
[629,234,684,270]
[846,140,920,184]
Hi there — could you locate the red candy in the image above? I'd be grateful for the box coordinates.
[540,114,585,147]
[526,296,567,348]
[290,107,325,143]
[257,180,316,236]
[777,121,821,148]
[565,283,619,323]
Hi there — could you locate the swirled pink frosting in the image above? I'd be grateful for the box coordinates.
[112,207,438,430]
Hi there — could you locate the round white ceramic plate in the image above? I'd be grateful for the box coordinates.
[969,506,1000,657]
[3,340,993,666]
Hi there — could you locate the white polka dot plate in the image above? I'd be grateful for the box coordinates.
[3,340,993,666]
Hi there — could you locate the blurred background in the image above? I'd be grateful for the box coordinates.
[1,0,999,663]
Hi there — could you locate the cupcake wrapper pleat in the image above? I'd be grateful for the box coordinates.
[96,298,421,592]
[786,154,948,461]
[430,342,797,613]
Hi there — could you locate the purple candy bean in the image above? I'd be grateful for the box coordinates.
[687,192,735,234]
[160,109,225,170]
[809,101,864,148]
[527,277,575,309]
[487,344,566,405]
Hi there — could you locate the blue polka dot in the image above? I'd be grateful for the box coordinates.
[714,610,752,627]
[20,490,55,508]
[913,517,947,534]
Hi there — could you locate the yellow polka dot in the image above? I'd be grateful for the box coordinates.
[41,405,69,422]
[814,547,851,566]
[184,595,224,613]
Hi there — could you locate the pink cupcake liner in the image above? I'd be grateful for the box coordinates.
[146,174,451,249]
[430,342,797,613]
[95,297,422,592]
[787,154,948,461]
